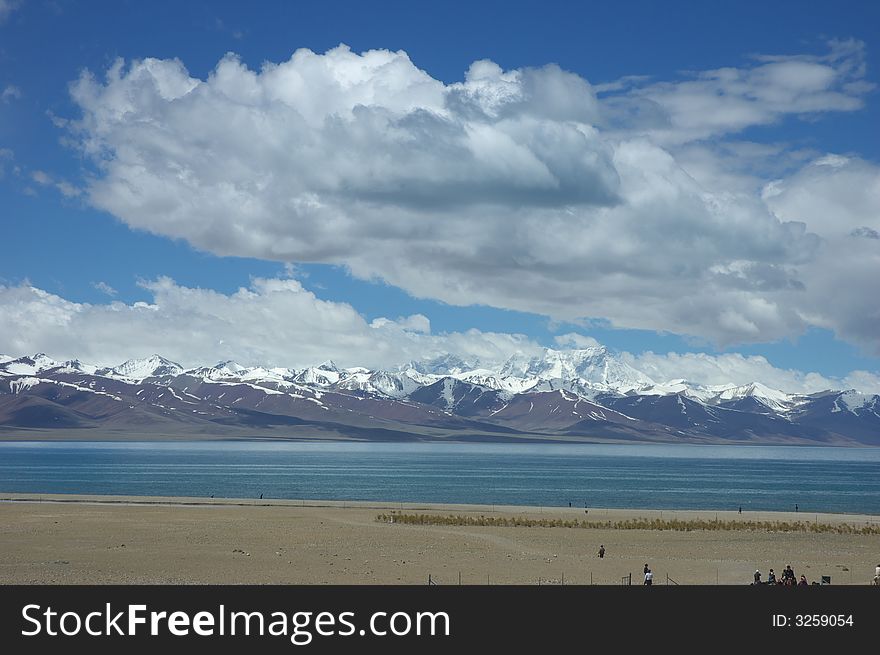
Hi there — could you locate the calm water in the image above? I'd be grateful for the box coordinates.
[0,441,878,514]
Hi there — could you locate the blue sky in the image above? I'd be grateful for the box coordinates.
[1,0,879,390]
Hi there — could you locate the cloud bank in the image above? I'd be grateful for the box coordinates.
[0,278,541,371]
[0,279,877,394]
[64,42,880,352]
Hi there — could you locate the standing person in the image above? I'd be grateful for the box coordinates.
[644,568,653,586]
[644,563,649,576]
[767,569,776,584]
[874,563,880,585]
[738,506,742,514]
[754,569,761,585]
[597,545,605,558]
[795,504,798,512]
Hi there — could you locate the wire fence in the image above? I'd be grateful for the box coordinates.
[422,570,853,585]
[424,571,701,585]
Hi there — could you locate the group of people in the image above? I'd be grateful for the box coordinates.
[753,564,809,586]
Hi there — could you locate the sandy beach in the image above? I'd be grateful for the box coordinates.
[1,493,877,585]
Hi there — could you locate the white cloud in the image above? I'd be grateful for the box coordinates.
[62,43,879,352]
[0,279,877,394]
[841,371,880,396]
[29,169,81,197]
[602,39,872,143]
[762,155,880,350]
[554,332,601,349]
[31,170,51,185]
[621,351,880,395]
[91,281,117,297]
[1,85,21,103]
[0,278,544,370]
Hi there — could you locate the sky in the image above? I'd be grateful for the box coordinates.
[1,0,879,393]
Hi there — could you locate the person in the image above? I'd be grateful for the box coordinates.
[784,564,795,581]
[738,506,742,514]
[260,493,263,499]
[754,569,761,585]
[569,502,572,507]
[597,545,605,558]
[873,564,880,586]
[644,568,653,586]
[644,563,650,576]
[798,575,808,586]
[795,504,798,512]
[767,569,776,584]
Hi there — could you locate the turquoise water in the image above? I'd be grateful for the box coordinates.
[0,441,878,514]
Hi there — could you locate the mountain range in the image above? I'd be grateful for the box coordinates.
[1,348,878,445]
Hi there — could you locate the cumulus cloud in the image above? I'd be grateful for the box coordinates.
[62,42,879,352]
[762,155,880,350]
[602,39,872,143]
[0,278,544,370]
[622,351,834,394]
[629,350,880,396]
[0,279,877,394]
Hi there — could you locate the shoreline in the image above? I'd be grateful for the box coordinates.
[1,435,878,447]
[2,492,879,525]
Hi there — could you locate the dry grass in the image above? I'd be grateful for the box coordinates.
[377,513,880,535]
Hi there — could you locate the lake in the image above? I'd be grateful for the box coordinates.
[1,441,879,514]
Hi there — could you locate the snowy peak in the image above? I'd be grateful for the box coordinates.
[835,390,877,414]
[294,366,340,386]
[215,360,248,375]
[333,369,424,398]
[1,349,879,445]
[454,369,538,396]
[499,347,653,389]
[712,382,797,412]
[0,353,64,376]
[99,355,184,381]
[60,359,98,375]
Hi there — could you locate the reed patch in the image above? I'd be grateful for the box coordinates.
[376,513,880,534]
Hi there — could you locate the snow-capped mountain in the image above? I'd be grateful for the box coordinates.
[96,355,184,381]
[1,349,877,445]
[498,346,654,391]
